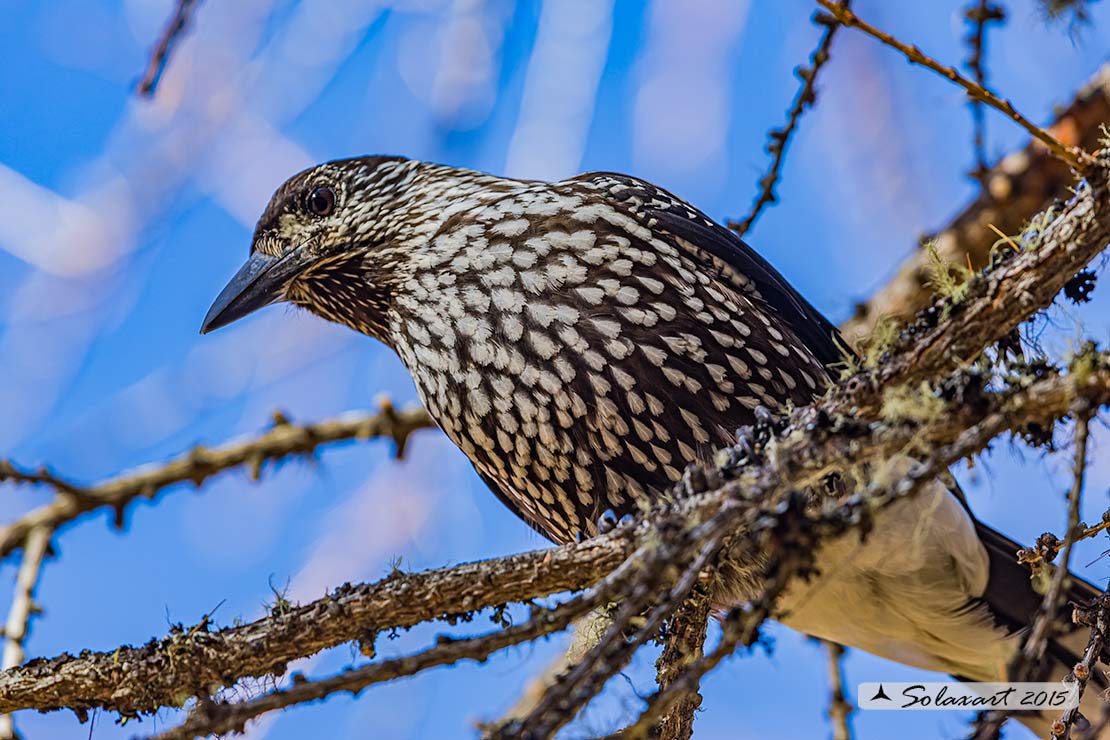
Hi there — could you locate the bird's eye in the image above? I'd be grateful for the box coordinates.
[306,186,336,217]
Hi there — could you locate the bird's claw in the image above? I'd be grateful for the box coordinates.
[597,508,619,534]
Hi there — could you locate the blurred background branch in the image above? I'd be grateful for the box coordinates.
[0,402,433,558]
[136,0,203,97]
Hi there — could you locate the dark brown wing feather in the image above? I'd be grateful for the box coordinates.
[579,172,848,372]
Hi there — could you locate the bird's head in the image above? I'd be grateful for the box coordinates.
[201,155,432,339]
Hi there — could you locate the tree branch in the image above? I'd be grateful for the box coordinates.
[495,530,727,739]
[1060,594,1110,740]
[962,1,1006,184]
[0,530,634,716]
[138,521,675,740]
[1012,411,1091,680]
[831,161,1110,418]
[0,403,433,558]
[817,0,1096,173]
[652,583,713,740]
[970,408,1094,740]
[824,641,853,740]
[3,356,1108,728]
[3,146,1110,737]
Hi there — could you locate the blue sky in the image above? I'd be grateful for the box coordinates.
[2,1,1110,738]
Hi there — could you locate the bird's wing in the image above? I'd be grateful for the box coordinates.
[574,172,849,372]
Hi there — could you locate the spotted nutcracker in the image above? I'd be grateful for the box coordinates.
[202,156,1101,735]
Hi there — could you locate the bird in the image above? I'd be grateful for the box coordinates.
[202,155,1102,736]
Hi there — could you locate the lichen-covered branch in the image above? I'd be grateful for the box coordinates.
[2,173,1109,726]
[0,190,1105,723]
[831,161,1110,418]
[495,532,726,740]
[0,531,633,716]
[0,403,433,558]
[3,156,1109,739]
[9,346,1103,733]
[139,524,678,740]
[652,583,713,740]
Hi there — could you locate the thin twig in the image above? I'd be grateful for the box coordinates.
[606,556,796,740]
[0,527,51,740]
[1016,519,1110,567]
[489,610,612,727]
[0,403,434,558]
[729,3,849,236]
[824,641,854,740]
[136,0,202,97]
[1013,411,1091,678]
[817,0,1096,173]
[1049,409,1097,740]
[962,0,1007,184]
[973,411,1094,740]
[1058,594,1110,740]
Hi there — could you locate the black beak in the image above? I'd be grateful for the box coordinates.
[201,250,307,334]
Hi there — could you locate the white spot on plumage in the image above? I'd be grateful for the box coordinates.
[640,345,667,366]
[652,302,677,321]
[611,365,635,391]
[520,270,547,293]
[512,251,537,268]
[614,285,640,305]
[502,315,524,342]
[528,330,558,359]
[606,339,633,360]
[491,218,530,237]
[610,259,633,277]
[575,286,606,305]
[491,287,524,313]
[481,266,516,287]
[582,349,606,371]
[590,318,620,339]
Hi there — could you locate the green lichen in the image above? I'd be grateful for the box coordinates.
[924,241,973,306]
[880,382,945,424]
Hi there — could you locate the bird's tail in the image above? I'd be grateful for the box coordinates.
[976,521,1107,737]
